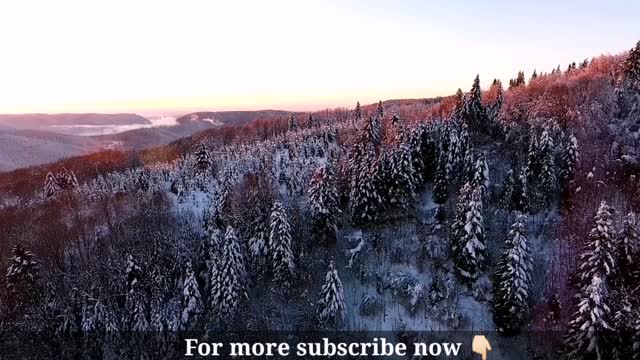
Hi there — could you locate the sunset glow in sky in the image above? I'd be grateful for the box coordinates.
[0,0,638,114]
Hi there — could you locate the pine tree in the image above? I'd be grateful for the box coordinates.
[579,202,617,289]
[471,152,489,199]
[288,113,297,131]
[633,316,640,360]
[210,226,247,319]
[364,116,382,147]
[194,143,213,175]
[57,168,79,190]
[387,141,418,208]
[525,133,541,200]
[489,81,504,117]
[348,139,383,224]
[466,75,485,129]
[451,183,473,257]
[269,202,295,288]
[136,169,150,192]
[624,41,640,90]
[376,100,384,119]
[433,152,450,205]
[306,114,315,128]
[531,69,538,81]
[453,187,486,282]
[538,130,557,206]
[559,133,579,209]
[516,71,526,86]
[125,254,142,293]
[5,243,39,304]
[543,292,562,327]
[180,261,203,330]
[617,213,639,287]
[452,88,465,121]
[308,165,341,244]
[561,275,613,360]
[244,176,272,277]
[131,293,150,332]
[502,167,529,213]
[44,171,61,197]
[492,214,532,334]
[610,289,635,359]
[124,254,148,331]
[317,261,346,326]
[354,101,362,122]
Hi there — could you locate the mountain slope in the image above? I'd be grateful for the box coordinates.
[0,130,102,172]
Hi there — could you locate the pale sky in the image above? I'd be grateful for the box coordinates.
[0,0,638,114]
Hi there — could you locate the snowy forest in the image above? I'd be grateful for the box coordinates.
[1,41,640,359]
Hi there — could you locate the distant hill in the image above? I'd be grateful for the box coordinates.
[0,130,102,172]
[0,109,296,171]
[0,113,150,135]
[176,110,292,126]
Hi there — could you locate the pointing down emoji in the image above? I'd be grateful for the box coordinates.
[472,335,492,360]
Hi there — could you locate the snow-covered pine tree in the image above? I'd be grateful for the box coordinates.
[317,261,346,326]
[125,254,142,293]
[206,227,223,296]
[525,133,541,189]
[306,114,315,129]
[269,202,295,288]
[561,274,613,360]
[538,129,557,206]
[5,243,39,303]
[433,152,450,205]
[308,164,341,244]
[502,166,529,213]
[180,261,203,330]
[454,186,486,282]
[450,183,473,257]
[194,143,213,175]
[244,176,272,278]
[515,167,529,213]
[579,202,617,289]
[502,168,516,208]
[559,133,579,209]
[610,289,635,359]
[387,141,418,208]
[489,80,504,117]
[376,100,384,120]
[44,171,62,198]
[131,293,150,332]
[460,147,475,186]
[354,101,362,123]
[492,213,532,334]
[364,116,382,148]
[407,127,427,186]
[623,40,640,90]
[136,169,150,192]
[288,113,297,131]
[633,316,640,360]
[57,168,79,190]
[348,139,383,224]
[123,254,150,332]
[471,152,489,199]
[210,226,248,320]
[616,213,639,287]
[466,75,485,129]
[452,88,466,121]
[543,292,562,327]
